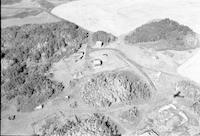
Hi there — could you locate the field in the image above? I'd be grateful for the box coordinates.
[1,0,76,28]
[52,0,200,36]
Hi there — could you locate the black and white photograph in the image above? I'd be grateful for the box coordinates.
[1,0,200,135]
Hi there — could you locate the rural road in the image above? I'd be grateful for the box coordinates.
[89,46,181,91]
[89,46,157,91]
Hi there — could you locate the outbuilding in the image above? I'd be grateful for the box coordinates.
[92,59,103,67]
[34,104,44,110]
[95,41,103,48]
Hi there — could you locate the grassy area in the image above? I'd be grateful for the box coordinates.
[1,0,22,5]
[2,9,43,20]
[37,0,55,11]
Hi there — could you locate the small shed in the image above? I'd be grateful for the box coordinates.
[92,59,103,67]
[95,41,103,48]
[34,104,44,110]
[65,95,71,100]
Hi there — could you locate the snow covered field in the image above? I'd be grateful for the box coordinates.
[51,0,200,36]
[177,49,200,84]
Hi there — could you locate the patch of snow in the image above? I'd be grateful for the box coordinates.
[51,0,200,36]
[177,49,200,83]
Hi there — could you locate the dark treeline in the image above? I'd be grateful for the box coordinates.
[125,18,199,50]
[91,31,117,45]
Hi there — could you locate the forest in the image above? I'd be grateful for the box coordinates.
[1,21,89,112]
[1,21,117,112]
[125,18,199,50]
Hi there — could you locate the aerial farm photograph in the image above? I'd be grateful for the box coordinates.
[1,0,200,135]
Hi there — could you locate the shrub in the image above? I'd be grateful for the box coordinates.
[119,106,141,125]
[176,80,200,101]
[192,101,200,116]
